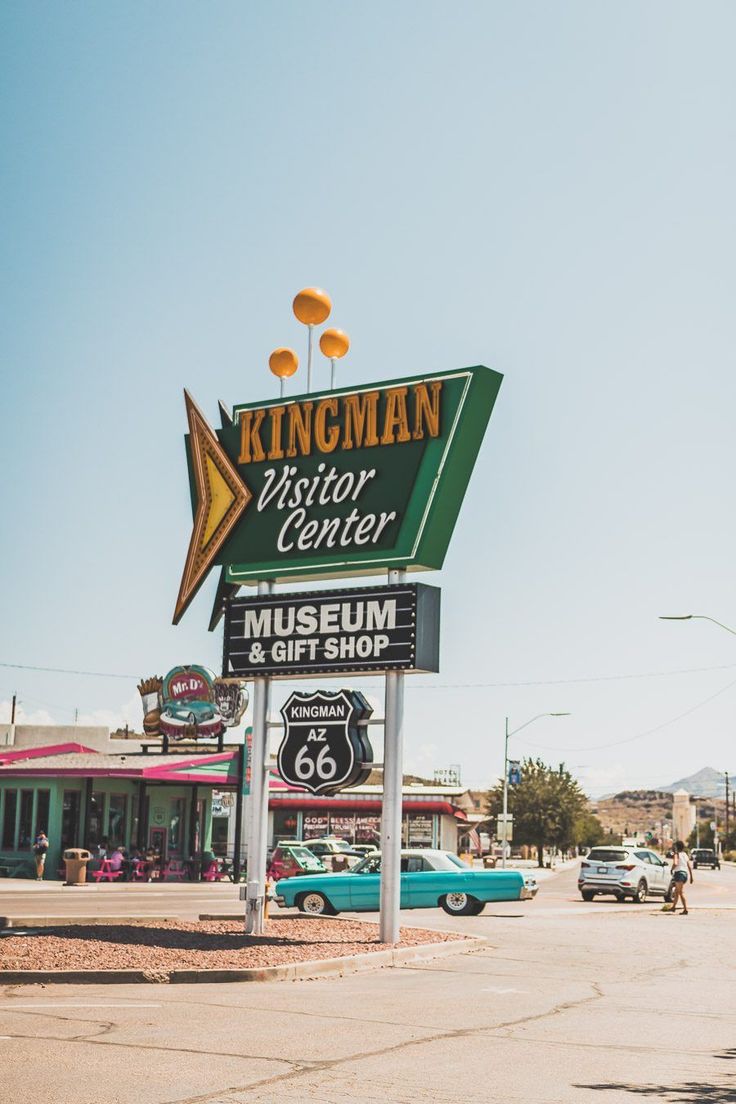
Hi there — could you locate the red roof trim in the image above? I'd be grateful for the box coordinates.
[0,766,241,786]
[269,798,464,816]
[0,742,99,765]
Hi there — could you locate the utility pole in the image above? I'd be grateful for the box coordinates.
[502,717,510,869]
[11,693,16,724]
[726,772,730,847]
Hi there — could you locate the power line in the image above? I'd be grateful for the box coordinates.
[3,657,736,690]
[516,676,736,753]
[401,662,736,689]
[0,662,137,680]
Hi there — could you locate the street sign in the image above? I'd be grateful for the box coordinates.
[497,814,513,842]
[174,366,502,622]
[223,583,440,679]
[277,689,373,795]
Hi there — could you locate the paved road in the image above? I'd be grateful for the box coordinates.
[4,860,733,926]
[2,863,735,1103]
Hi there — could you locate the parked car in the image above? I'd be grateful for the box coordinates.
[578,846,673,902]
[267,844,327,882]
[691,848,720,870]
[295,837,364,869]
[275,848,538,916]
[301,837,360,858]
[351,844,379,856]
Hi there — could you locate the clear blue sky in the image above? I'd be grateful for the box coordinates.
[2,3,736,796]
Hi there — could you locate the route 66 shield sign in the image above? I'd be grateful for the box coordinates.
[278,690,372,795]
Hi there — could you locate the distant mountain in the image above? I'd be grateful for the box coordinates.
[658,767,733,798]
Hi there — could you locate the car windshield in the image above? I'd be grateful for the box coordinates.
[351,851,466,875]
[444,853,471,869]
[288,847,320,862]
[352,855,381,874]
[587,849,628,863]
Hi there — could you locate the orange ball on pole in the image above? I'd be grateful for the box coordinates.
[269,347,299,397]
[320,328,350,390]
[292,287,332,326]
[293,288,332,393]
[269,347,299,378]
[319,328,350,359]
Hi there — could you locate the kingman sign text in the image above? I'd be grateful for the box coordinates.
[174,366,502,623]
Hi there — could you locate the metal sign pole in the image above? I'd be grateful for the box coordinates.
[379,568,406,945]
[244,579,273,935]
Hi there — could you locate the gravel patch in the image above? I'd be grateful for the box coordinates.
[0,917,463,973]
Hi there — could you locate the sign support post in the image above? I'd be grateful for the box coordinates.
[244,579,273,936]
[380,568,406,945]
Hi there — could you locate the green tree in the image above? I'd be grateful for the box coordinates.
[486,758,587,867]
[687,823,714,850]
[573,812,605,850]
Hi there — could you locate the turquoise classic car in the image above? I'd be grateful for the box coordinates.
[274,849,538,916]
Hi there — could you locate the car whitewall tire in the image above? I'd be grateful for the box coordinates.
[298,892,334,916]
[441,892,478,916]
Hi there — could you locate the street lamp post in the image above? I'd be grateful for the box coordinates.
[660,614,735,852]
[501,713,571,869]
[659,614,736,636]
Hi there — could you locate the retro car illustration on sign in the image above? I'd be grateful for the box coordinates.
[274,849,538,916]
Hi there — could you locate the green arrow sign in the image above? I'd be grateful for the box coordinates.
[174,365,501,623]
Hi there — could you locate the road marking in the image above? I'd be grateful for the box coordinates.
[481,987,523,994]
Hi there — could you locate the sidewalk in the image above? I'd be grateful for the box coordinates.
[0,878,243,925]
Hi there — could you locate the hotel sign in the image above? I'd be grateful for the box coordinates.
[174,365,502,622]
[223,583,440,679]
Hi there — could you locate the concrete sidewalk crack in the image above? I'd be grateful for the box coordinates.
[160,982,606,1104]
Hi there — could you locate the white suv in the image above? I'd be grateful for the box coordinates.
[578,846,673,903]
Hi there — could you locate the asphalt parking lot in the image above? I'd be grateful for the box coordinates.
[2,863,735,1103]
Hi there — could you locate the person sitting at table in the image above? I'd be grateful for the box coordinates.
[122,846,142,880]
[108,846,125,875]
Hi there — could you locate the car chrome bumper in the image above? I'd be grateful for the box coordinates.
[275,895,286,906]
[520,885,538,899]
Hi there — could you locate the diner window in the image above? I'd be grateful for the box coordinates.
[131,793,140,849]
[194,799,205,854]
[34,790,50,839]
[211,816,228,856]
[169,798,186,852]
[273,808,299,842]
[61,791,81,851]
[86,791,104,849]
[18,790,34,850]
[2,790,18,850]
[107,794,127,847]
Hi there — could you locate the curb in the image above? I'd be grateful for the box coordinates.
[0,935,485,986]
[0,916,178,930]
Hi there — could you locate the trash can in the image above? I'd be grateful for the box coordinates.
[63,848,91,886]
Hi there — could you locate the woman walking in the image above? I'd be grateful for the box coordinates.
[33,830,49,881]
[670,840,693,914]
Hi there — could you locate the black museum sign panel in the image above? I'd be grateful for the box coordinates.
[223,583,440,679]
